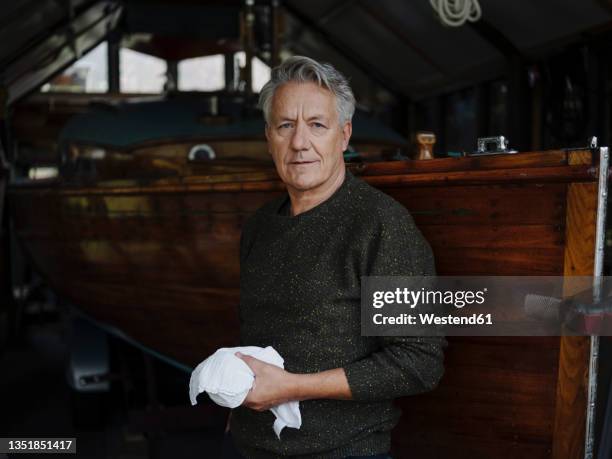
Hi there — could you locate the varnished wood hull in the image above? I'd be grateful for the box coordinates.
[9,150,601,458]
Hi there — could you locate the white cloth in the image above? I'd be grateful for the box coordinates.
[189,346,302,438]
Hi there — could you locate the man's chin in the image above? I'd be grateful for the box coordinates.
[285,174,324,192]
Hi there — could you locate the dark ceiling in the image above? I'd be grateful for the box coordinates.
[283,0,612,102]
[1,0,611,105]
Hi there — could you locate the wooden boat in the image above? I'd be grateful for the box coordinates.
[8,95,408,367]
[8,98,608,458]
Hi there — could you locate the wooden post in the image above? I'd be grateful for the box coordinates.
[243,0,255,96]
[507,55,531,152]
[166,60,178,92]
[552,151,598,458]
[270,0,281,68]
[107,31,120,94]
[225,53,236,91]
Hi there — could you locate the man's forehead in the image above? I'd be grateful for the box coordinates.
[274,110,331,121]
[271,82,337,120]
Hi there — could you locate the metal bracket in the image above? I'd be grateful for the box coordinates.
[585,146,609,459]
[188,144,216,161]
[78,372,121,387]
[563,136,600,153]
[65,315,110,393]
[472,136,518,156]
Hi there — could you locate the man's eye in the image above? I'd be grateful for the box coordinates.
[312,122,326,129]
[279,123,293,129]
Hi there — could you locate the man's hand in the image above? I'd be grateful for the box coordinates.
[235,352,353,412]
[235,352,298,411]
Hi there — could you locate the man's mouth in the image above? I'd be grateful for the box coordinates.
[290,160,318,165]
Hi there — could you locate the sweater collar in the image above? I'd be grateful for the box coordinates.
[273,168,355,219]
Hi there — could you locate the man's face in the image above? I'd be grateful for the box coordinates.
[265,81,352,192]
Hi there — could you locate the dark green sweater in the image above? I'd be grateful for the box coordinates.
[232,169,445,458]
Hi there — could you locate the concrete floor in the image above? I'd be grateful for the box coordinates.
[0,312,226,459]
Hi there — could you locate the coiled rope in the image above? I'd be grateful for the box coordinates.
[429,0,482,27]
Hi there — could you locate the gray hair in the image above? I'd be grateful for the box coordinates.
[259,56,356,126]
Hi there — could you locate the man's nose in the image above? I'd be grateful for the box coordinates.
[290,122,310,151]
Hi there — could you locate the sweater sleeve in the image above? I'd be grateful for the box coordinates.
[343,204,446,401]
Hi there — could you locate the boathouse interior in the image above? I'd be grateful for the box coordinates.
[2,1,612,458]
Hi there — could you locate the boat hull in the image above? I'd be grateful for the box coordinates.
[9,150,600,458]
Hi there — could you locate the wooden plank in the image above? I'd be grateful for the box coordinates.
[395,336,560,457]
[55,279,240,367]
[364,166,594,188]
[389,184,567,226]
[434,247,565,276]
[552,181,598,458]
[18,240,241,288]
[10,164,595,195]
[568,150,593,166]
[563,183,598,276]
[393,432,551,459]
[360,150,569,176]
[421,224,564,249]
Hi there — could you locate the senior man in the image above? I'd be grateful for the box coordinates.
[227,56,445,459]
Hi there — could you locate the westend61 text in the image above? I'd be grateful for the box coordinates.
[373,313,493,326]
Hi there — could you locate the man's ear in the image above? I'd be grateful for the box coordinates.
[264,124,272,156]
[341,121,353,151]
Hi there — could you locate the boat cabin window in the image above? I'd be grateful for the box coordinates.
[120,48,167,93]
[40,42,109,93]
[27,167,59,180]
[179,55,225,92]
[234,52,271,93]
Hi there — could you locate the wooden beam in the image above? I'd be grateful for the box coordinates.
[468,19,521,59]
[108,30,121,94]
[243,0,255,96]
[3,1,123,105]
[282,2,406,99]
[318,0,354,26]
[270,0,282,67]
[358,2,446,76]
[166,60,178,92]
[224,53,236,91]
